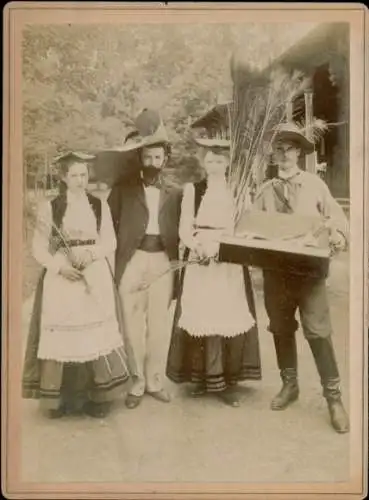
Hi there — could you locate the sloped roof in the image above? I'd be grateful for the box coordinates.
[266,22,349,72]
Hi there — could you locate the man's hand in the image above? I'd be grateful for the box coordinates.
[329,229,347,254]
[59,265,84,281]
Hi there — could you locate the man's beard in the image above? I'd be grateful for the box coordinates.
[141,167,161,186]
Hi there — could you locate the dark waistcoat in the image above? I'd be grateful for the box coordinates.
[49,193,102,253]
[107,177,183,286]
[50,192,102,232]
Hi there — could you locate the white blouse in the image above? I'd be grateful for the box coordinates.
[178,180,256,337]
[144,185,161,235]
[32,191,117,275]
[179,179,235,252]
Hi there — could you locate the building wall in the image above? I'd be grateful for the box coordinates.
[267,23,350,201]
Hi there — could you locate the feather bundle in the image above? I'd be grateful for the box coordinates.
[227,61,330,229]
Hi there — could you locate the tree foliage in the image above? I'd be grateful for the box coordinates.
[22,22,316,182]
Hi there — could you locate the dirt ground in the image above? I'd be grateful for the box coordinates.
[20,251,350,484]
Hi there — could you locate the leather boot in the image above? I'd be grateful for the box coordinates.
[307,337,349,434]
[271,334,299,411]
[324,379,350,434]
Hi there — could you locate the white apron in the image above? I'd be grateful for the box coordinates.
[178,179,255,338]
[33,193,124,363]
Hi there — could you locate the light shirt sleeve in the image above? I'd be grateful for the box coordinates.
[89,199,117,261]
[251,184,267,211]
[179,183,199,251]
[32,200,63,274]
[317,179,349,245]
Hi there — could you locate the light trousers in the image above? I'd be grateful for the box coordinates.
[119,250,173,396]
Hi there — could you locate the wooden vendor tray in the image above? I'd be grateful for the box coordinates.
[218,211,331,278]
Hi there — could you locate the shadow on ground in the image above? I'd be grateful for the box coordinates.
[21,252,350,483]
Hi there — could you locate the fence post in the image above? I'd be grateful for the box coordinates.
[286,100,293,121]
[304,90,317,174]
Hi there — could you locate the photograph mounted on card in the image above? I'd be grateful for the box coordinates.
[3,2,367,500]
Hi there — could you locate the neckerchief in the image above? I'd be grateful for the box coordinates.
[272,170,302,214]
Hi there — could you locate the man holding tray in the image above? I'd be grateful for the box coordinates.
[252,122,349,434]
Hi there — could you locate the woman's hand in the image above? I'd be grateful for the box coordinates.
[202,240,220,259]
[59,265,84,281]
[78,249,95,269]
[192,242,207,262]
[68,249,95,270]
[193,239,219,263]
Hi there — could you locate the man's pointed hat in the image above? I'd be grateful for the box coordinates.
[117,109,170,153]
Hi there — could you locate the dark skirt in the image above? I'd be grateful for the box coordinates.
[22,266,134,411]
[166,265,262,392]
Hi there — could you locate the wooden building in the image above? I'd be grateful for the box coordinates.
[266,22,350,208]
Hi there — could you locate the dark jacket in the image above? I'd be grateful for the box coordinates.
[107,176,183,288]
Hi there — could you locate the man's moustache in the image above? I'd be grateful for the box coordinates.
[142,167,161,183]
[142,166,160,171]
[142,166,161,176]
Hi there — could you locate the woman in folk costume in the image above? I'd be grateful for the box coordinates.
[166,103,262,407]
[22,152,131,419]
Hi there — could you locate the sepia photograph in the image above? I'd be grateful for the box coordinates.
[2,3,368,499]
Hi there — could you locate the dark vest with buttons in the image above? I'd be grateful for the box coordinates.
[107,176,183,286]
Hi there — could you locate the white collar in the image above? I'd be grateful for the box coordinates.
[277,166,301,180]
[66,190,88,204]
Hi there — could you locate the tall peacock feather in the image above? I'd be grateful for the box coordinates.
[228,54,330,229]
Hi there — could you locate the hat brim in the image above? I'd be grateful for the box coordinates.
[52,151,96,164]
[191,102,232,130]
[194,138,231,149]
[271,130,315,154]
[115,136,170,153]
[114,140,146,153]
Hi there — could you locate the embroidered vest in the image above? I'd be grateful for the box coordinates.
[50,193,102,247]
[194,179,208,217]
[50,192,102,232]
[182,180,208,261]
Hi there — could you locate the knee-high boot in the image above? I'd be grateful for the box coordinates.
[271,334,299,411]
[307,337,349,434]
